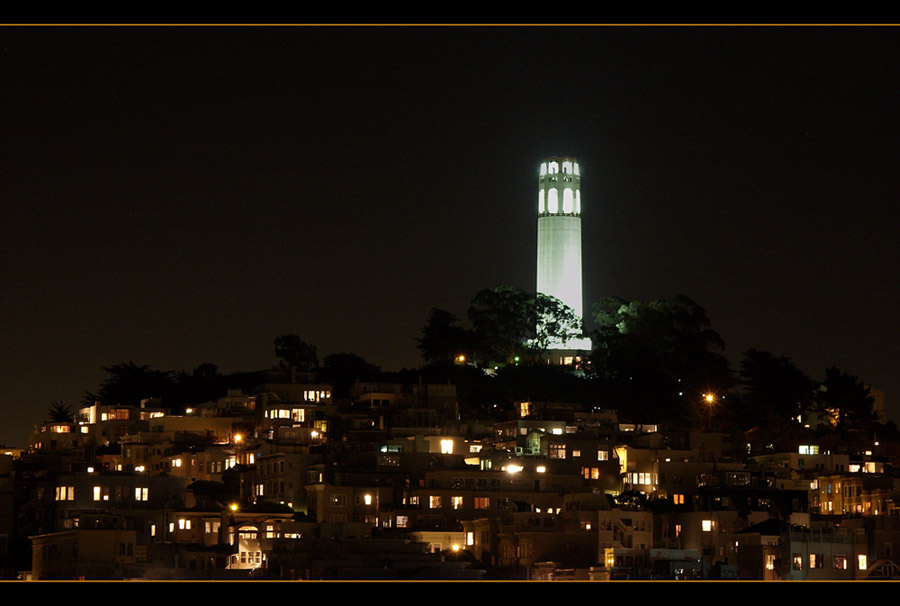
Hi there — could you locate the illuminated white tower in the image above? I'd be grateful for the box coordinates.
[537,157,591,350]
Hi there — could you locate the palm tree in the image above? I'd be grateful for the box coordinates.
[46,400,74,424]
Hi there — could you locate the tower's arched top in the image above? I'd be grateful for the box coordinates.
[538,157,581,217]
[540,157,580,177]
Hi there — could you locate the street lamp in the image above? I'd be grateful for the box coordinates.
[703,393,716,430]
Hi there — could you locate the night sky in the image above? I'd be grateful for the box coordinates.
[2,24,899,447]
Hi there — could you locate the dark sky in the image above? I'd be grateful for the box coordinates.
[2,25,899,447]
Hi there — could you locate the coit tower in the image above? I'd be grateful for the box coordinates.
[536,157,591,350]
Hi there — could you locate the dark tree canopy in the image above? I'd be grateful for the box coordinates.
[173,363,228,406]
[83,362,176,408]
[319,352,381,399]
[734,349,818,432]
[589,295,731,425]
[417,308,477,366]
[274,334,319,370]
[816,366,878,435]
[467,285,582,365]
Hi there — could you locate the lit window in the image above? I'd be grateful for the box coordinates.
[548,188,559,213]
[766,554,775,570]
[396,516,408,528]
[562,188,574,213]
[702,520,713,532]
[134,487,148,501]
[466,531,474,546]
[538,191,545,214]
[858,555,867,570]
[673,494,685,505]
[56,486,75,501]
[834,555,848,569]
[429,495,442,509]
[572,449,581,458]
[475,497,490,510]
[792,554,802,570]
[150,524,156,537]
[440,439,453,454]
[575,190,581,214]
[598,450,608,461]
[549,444,566,459]
[364,494,372,506]
[451,496,463,510]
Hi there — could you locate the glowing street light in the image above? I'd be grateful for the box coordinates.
[703,393,716,430]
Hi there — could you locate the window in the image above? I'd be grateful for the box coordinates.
[548,188,559,213]
[810,553,823,568]
[134,487,148,501]
[92,486,109,501]
[549,444,566,459]
[597,450,608,461]
[834,555,848,569]
[440,440,454,454]
[673,494,685,505]
[572,449,581,458]
[792,554,803,570]
[562,188,574,213]
[630,472,652,485]
[55,486,75,501]
[396,515,408,528]
[702,520,713,532]
[429,495,442,509]
[474,497,490,510]
[858,554,867,570]
[451,496,463,510]
[330,494,347,507]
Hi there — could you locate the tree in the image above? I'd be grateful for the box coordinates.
[735,349,817,431]
[83,362,176,408]
[46,400,73,424]
[589,295,731,424]
[467,285,582,365]
[273,334,319,370]
[416,308,477,366]
[531,292,584,354]
[816,367,878,435]
[319,352,381,399]
[173,363,227,406]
